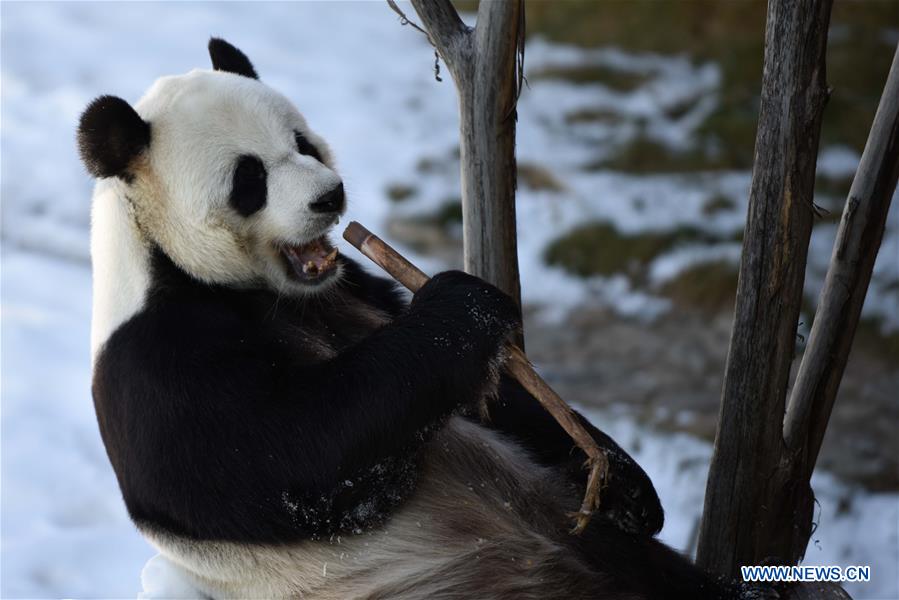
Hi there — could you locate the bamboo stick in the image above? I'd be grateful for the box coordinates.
[343,221,607,533]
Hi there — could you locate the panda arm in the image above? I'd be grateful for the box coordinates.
[98,270,518,540]
[338,256,664,535]
[482,375,665,537]
[265,270,520,491]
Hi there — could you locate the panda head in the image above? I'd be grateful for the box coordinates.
[78,38,345,295]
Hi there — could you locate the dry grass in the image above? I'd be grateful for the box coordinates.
[659,261,739,313]
[518,162,565,192]
[544,221,731,279]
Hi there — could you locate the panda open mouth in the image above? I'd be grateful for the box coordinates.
[280,237,339,283]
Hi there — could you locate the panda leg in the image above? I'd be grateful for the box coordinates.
[570,519,753,600]
[480,374,665,538]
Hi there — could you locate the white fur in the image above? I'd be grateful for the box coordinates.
[90,178,151,361]
[141,418,593,600]
[90,69,344,360]
[91,68,602,599]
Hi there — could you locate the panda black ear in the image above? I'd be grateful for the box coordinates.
[77,95,151,180]
[208,38,258,79]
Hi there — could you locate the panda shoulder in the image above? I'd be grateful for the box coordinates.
[97,280,255,384]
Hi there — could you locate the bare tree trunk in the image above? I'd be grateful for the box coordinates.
[784,44,899,471]
[697,0,833,577]
[408,0,524,345]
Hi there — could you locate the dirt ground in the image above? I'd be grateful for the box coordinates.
[522,305,899,492]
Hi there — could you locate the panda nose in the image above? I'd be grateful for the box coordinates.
[309,183,345,214]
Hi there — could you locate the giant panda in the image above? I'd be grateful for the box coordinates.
[79,38,756,599]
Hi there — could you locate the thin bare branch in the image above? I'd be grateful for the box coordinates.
[409,0,470,75]
[386,0,446,81]
[784,43,899,460]
[386,0,432,43]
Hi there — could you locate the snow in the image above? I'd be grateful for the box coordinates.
[591,409,899,600]
[137,555,198,600]
[2,252,149,598]
[648,243,743,286]
[818,145,863,181]
[1,2,896,598]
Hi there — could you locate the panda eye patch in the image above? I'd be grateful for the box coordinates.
[230,155,267,217]
[294,131,323,163]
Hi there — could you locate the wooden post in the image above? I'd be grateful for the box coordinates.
[696,0,834,577]
[407,0,524,345]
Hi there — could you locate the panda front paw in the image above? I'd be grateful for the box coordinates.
[411,270,521,358]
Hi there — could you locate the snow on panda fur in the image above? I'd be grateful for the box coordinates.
[80,38,750,599]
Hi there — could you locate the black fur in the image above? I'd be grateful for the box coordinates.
[92,248,754,598]
[309,183,345,214]
[77,95,151,180]
[84,36,755,599]
[229,155,267,217]
[93,250,519,541]
[295,131,323,162]
[208,37,258,79]
[334,257,408,317]
[572,519,743,599]
[488,376,665,537]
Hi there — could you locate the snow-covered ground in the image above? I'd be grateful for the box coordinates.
[2,2,897,598]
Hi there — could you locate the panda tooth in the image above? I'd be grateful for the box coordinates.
[325,249,339,262]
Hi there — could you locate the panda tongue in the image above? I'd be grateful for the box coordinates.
[284,239,338,279]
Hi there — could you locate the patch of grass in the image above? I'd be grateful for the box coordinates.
[544,221,723,278]
[416,156,443,174]
[822,2,896,152]
[425,198,463,228]
[522,1,892,162]
[812,177,856,225]
[815,175,854,201]
[523,1,766,57]
[415,147,460,175]
[448,4,889,177]
[702,194,737,216]
[452,0,478,12]
[388,198,464,255]
[659,260,739,313]
[518,162,565,192]
[853,318,899,367]
[586,135,720,173]
[695,104,758,170]
[385,183,417,203]
[530,64,649,91]
[800,300,899,368]
[664,95,705,121]
[564,107,626,125]
[416,154,455,175]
